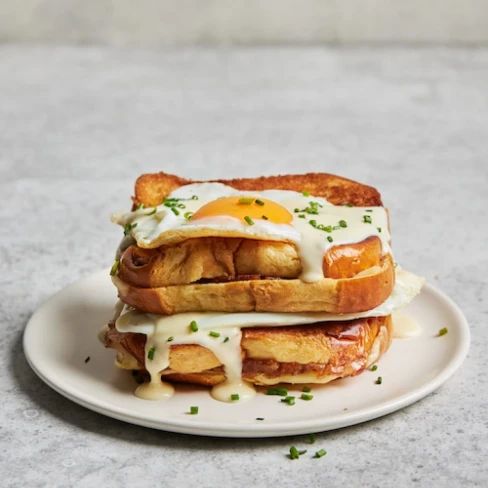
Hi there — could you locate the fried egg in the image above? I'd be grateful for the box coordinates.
[112,183,391,282]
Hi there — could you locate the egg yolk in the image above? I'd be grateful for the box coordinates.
[190,196,293,224]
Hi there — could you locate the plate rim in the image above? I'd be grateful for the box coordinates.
[23,270,470,438]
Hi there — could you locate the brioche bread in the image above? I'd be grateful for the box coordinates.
[104,315,392,386]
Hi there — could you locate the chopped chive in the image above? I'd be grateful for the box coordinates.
[289,446,300,460]
[123,222,137,236]
[438,327,448,336]
[255,199,265,206]
[301,393,314,401]
[190,320,198,332]
[298,450,307,455]
[167,336,174,342]
[324,225,332,233]
[302,386,311,393]
[377,227,382,233]
[302,191,310,197]
[294,208,300,213]
[110,259,120,276]
[84,356,90,363]
[209,331,220,338]
[309,220,317,228]
[339,220,347,228]
[223,337,230,343]
[376,376,383,385]
[147,207,157,216]
[366,209,373,212]
[177,203,186,209]
[281,396,296,405]
[309,433,316,444]
[238,197,255,205]
[231,394,239,401]
[371,364,378,371]
[315,449,327,458]
[137,203,145,210]
[267,387,288,396]
[327,236,333,243]
[184,211,194,220]
[298,214,306,219]
[363,215,372,224]
[244,216,254,226]
[256,417,264,421]
[261,215,269,220]
[191,195,199,200]
[147,348,155,360]
[345,203,355,207]
[170,207,180,216]
[332,225,341,230]
[190,406,198,415]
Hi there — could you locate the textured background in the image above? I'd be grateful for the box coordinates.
[1,0,488,45]
[1,46,487,487]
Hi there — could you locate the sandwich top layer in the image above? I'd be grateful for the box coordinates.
[113,182,391,283]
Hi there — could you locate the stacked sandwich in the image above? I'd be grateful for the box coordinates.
[101,172,424,402]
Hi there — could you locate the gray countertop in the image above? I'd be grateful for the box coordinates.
[1,46,487,487]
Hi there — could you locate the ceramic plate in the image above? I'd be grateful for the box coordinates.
[23,270,469,438]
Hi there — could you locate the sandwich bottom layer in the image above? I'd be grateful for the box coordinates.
[103,315,392,387]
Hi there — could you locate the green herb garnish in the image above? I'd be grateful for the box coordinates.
[261,215,269,220]
[289,446,300,460]
[244,216,254,226]
[147,348,155,360]
[376,376,383,385]
[255,199,265,206]
[167,336,174,342]
[302,191,310,197]
[223,337,230,343]
[267,388,288,397]
[309,433,316,444]
[301,393,314,401]
[231,394,239,401]
[238,197,255,205]
[339,220,347,228]
[147,207,157,216]
[209,331,220,338]
[190,406,198,415]
[190,320,198,332]
[302,386,311,393]
[281,396,296,405]
[363,215,372,224]
[110,259,120,276]
[438,327,448,336]
[315,449,327,458]
[327,236,333,243]
[184,211,194,220]
[371,365,378,371]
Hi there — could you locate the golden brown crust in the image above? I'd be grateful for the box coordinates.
[113,253,395,315]
[104,315,393,386]
[132,172,383,209]
[118,236,383,288]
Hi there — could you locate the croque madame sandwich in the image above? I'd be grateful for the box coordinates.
[100,172,424,401]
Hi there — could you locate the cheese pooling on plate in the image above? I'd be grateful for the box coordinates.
[112,183,391,282]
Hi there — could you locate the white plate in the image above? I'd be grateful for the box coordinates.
[23,270,470,438]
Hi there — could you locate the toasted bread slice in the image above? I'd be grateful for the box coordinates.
[132,172,383,209]
[118,235,383,287]
[113,253,394,314]
[104,315,392,386]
